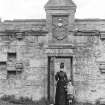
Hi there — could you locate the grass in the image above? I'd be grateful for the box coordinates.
[0,95,102,105]
[0,95,49,105]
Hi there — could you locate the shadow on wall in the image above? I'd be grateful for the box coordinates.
[0,95,49,105]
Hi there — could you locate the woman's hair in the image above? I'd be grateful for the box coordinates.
[60,62,64,69]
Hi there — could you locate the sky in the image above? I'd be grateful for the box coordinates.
[0,0,105,21]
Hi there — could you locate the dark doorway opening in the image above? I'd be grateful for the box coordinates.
[47,56,73,104]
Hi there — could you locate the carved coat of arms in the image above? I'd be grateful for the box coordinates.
[52,16,68,40]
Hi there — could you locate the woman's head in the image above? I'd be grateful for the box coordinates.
[60,62,64,69]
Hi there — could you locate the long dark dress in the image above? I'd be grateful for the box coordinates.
[55,71,68,105]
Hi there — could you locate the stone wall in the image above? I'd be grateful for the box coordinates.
[0,19,105,103]
[0,32,49,101]
[73,35,105,103]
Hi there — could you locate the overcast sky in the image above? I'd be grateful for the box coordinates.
[0,0,105,21]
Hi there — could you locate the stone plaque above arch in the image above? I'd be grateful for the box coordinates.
[52,15,68,41]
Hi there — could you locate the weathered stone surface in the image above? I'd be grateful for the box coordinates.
[0,0,105,104]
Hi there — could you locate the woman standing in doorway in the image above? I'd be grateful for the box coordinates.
[55,62,68,105]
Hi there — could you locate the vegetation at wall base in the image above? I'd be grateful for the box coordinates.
[0,95,49,105]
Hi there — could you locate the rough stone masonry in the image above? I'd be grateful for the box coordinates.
[0,0,105,104]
